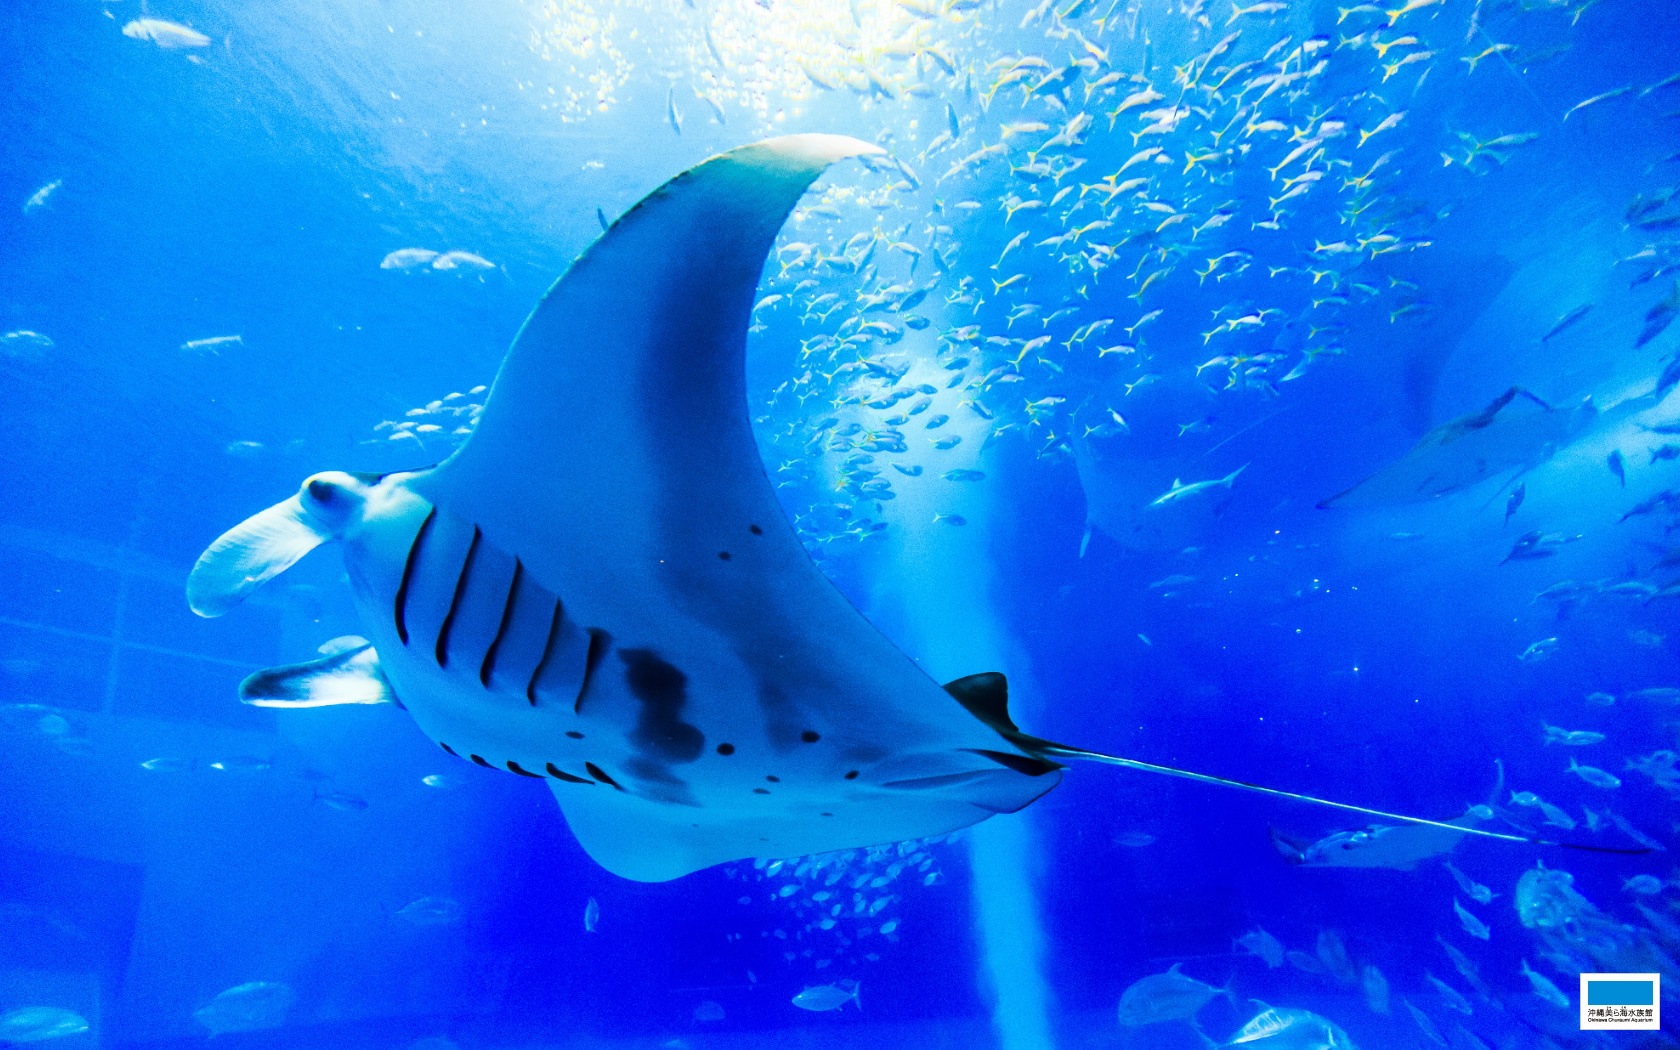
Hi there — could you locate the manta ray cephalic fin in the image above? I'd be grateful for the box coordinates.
[188,470,387,617]
[239,642,394,708]
[187,494,333,618]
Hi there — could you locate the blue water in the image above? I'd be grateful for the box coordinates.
[3,0,1679,1046]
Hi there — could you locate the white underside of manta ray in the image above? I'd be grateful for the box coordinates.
[188,136,1638,882]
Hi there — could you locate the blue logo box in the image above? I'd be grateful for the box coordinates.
[1580,973,1660,1030]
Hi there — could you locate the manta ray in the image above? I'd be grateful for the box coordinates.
[1317,386,1599,509]
[188,136,1626,882]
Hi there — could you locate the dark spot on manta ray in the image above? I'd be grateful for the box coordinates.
[620,648,705,763]
[718,551,731,561]
[753,788,770,795]
[749,524,763,535]
[844,770,859,780]
[801,730,820,743]
[566,730,584,739]
[546,762,593,785]
[766,775,780,783]
[471,754,491,768]
[716,742,735,755]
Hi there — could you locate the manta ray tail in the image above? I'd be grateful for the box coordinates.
[1056,743,1650,856]
[944,673,1650,858]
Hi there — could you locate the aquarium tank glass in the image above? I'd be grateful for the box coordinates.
[3,0,1679,1047]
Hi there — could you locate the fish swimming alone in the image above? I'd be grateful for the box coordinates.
[22,179,61,215]
[121,18,211,49]
[1148,465,1248,507]
[791,979,860,1012]
[1115,963,1229,1027]
[0,1007,89,1044]
[188,137,1644,882]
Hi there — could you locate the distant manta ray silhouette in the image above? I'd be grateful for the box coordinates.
[187,136,1644,881]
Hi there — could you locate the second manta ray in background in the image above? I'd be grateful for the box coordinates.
[187,136,1643,882]
[1268,764,1505,870]
[1318,382,1669,509]
[1317,387,1596,508]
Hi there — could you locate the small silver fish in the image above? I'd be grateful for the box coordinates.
[693,999,725,1022]
[1443,861,1495,904]
[1519,959,1570,1009]
[1116,964,1228,1026]
[313,789,368,811]
[1503,483,1525,524]
[209,756,270,772]
[22,179,61,214]
[1567,757,1621,789]
[1541,303,1592,342]
[1452,897,1490,940]
[1542,723,1605,746]
[181,335,243,354]
[791,980,859,1011]
[431,250,494,271]
[380,248,439,270]
[122,18,211,49]
[1362,963,1391,1014]
[0,1008,88,1044]
[1623,874,1665,895]
[193,982,294,1036]
[1235,926,1284,967]
[1425,969,1473,1014]
[396,896,460,926]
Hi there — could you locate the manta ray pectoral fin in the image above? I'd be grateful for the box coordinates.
[411,135,888,553]
[239,643,394,708]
